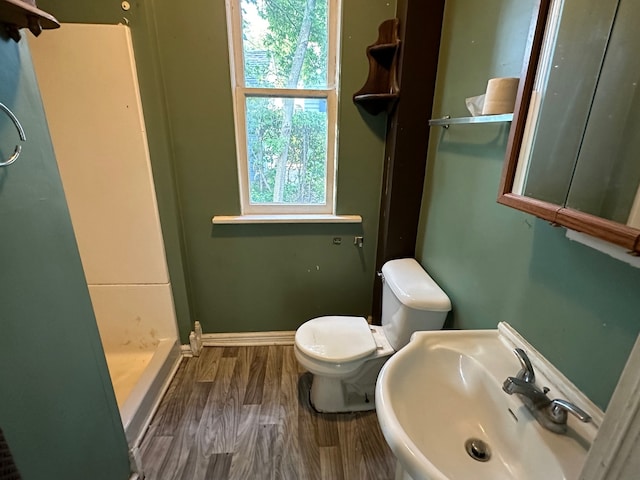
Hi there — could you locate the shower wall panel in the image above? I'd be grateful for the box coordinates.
[29,23,179,384]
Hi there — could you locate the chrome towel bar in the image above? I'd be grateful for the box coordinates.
[0,102,26,167]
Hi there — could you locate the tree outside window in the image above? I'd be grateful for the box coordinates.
[227,0,340,214]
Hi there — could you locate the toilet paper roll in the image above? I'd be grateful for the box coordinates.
[482,77,519,115]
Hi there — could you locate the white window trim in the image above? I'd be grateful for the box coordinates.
[211,214,362,225]
[225,0,341,216]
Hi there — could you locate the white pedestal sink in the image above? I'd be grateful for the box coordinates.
[375,323,602,480]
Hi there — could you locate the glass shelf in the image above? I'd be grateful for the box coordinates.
[429,113,513,128]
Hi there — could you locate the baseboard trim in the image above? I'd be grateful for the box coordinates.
[200,331,296,346]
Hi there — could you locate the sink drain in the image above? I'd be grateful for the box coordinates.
[464,438,491,462]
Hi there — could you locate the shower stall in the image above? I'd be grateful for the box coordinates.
[29,24,181,449]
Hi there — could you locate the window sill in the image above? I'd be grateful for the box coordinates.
[211,214,362,225]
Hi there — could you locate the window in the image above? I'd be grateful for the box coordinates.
[226,0,341,215]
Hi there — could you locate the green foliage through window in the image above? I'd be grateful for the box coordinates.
[235,0,333,208]
[246,97,327,204]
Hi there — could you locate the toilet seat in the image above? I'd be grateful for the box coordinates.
[295,316,377,363]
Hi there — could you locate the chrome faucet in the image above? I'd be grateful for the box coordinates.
[513,347,535,383]
[502,348,592,434]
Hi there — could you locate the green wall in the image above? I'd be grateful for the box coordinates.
[0,37,129,479]
[417,0,640,410]
[154,0,391,333]
[41,0,393,338]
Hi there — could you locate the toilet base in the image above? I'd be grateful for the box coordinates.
[308,357,389,413]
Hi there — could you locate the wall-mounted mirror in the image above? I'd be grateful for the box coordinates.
[499,0,640,254]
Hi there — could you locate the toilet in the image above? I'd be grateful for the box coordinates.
[294,258,451,413]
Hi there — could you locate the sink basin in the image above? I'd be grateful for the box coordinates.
[375,325,600,480]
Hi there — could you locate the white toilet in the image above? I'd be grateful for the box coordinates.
[294,258,451,413]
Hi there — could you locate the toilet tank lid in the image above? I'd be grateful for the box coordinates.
[295,316,377,363]
[382,258,452,312]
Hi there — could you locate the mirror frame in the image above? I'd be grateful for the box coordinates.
[497,0,640,255]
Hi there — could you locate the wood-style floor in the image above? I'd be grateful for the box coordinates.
[139,345,396,480]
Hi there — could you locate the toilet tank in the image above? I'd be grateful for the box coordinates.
[381,258,451,350]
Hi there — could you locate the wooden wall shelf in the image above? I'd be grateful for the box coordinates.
[0,0,59,41]
[369,43,398,65]
[353,18,401,115]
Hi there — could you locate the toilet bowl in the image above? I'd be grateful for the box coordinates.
[295,317,394,412]
[294,258,451,413]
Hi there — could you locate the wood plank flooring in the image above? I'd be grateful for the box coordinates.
[139,346,396,480]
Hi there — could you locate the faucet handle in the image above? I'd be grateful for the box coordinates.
[513,348,536,383]
[549,398,592,424]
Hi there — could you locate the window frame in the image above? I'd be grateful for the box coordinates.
[225,0,341,215]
